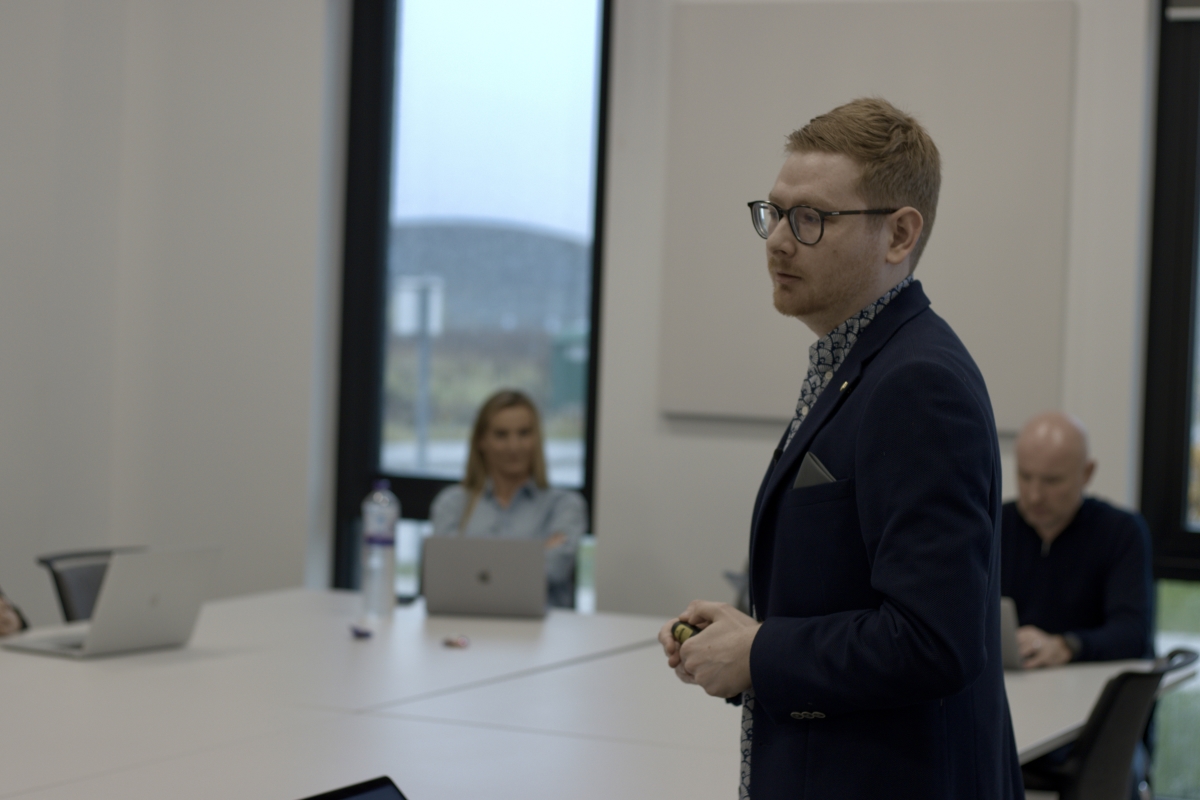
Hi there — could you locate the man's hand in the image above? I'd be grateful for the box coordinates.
[1017,625,1072,668]
[658,617,691,679]
[658,600,761,697]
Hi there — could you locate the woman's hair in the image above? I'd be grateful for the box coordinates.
[459,389,548,531]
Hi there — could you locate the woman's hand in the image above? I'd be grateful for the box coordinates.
[0,597,22,637]
[544,532,568,550]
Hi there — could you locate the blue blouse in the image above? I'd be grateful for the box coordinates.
[429,480,587,607]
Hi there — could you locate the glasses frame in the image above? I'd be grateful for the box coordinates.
[747,201,898,245]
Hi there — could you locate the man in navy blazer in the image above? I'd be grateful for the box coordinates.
[659,98,1023,799]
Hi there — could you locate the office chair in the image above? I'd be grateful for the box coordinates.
[1021,648,1199,800]
[36,547,144,622]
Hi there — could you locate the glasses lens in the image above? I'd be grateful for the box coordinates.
[790,206,822,244]
[750,202,778,239]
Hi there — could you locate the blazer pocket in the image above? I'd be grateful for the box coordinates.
[783,477,855,507]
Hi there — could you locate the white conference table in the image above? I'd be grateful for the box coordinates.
[0,589,725,800]
[0,589,1181,799]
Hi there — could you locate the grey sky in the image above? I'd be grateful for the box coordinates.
[390,0,602,242]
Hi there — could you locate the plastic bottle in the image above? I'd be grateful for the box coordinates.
[361,479,399,620]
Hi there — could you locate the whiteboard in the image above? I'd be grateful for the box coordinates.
[657,1,1075,433]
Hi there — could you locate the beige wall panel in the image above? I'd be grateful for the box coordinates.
[658,1,1075,433]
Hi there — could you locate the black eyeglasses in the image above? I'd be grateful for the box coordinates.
[747,201,897,245]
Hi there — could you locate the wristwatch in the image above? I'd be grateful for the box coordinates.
[1062,632,1083,660]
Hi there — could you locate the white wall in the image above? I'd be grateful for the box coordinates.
[592,0,1158,616]
[0,0,344,624]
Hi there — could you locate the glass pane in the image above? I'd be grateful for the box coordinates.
[1191,239,1200,527]
[1153,580,1200,796]
[381,0,602,488]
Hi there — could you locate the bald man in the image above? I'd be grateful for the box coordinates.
[1001,412,1153,668]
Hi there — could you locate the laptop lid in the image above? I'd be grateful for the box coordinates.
[1000,595,1022,670]
[422,537,546,618]
[3,547,218,659]
[298,776,408,800]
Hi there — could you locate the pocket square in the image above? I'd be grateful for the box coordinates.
[793,451,836,489]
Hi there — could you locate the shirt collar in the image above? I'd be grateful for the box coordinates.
[808,275,913,370]
[482,477,540,500]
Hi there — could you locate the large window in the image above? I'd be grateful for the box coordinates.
[383,0,601,486]
[1121,11,1200,795]
[332,0,609,587]
[1143,5,1200,582]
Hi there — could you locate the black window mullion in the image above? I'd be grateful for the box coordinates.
[581,0,614,527]
[1142,12,1200,580]
[332,0,396,590]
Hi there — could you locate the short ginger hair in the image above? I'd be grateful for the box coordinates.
[787,97,941,269]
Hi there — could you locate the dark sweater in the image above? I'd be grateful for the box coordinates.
[1000,498,1153,661]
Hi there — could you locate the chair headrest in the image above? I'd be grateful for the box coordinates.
[1154,648,1199,674]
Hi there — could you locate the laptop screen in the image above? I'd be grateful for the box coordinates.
[298,777,408,800]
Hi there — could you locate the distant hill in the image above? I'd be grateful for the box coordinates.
[388,221,591,334]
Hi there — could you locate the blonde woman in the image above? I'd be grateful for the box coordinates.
[430,390,586,607]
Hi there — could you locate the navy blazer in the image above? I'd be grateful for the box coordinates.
[746,282,1023,800]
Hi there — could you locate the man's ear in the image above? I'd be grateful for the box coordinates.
[885,207,924,266]
[1082,459,1097,487]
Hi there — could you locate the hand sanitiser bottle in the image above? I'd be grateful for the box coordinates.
[361,480,400,621]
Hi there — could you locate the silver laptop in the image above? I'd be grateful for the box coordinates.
[3,547,218,659]
[1000,596,1022,669]
[422,537,546,618]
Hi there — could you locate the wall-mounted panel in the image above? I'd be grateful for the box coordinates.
[658,1,1075,433]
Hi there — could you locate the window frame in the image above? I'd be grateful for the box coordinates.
[1142,8,1200,581]
[331,0,611,588]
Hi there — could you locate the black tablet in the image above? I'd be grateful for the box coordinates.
[298,776,408,800]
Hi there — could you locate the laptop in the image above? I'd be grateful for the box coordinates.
[421,537,546,618]
[3,547,218,659]
[299,776,408,800]
[1000,596,1023,670]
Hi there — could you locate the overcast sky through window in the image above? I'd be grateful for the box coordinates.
[391,0,602,243]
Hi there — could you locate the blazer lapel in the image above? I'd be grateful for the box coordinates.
[748,281,933,605]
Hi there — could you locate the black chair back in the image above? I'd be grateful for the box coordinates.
[1054,649,1198,800]
[36,548,144,622]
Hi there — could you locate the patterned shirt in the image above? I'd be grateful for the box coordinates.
[781,275,914,452]
[740,275,912,800]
